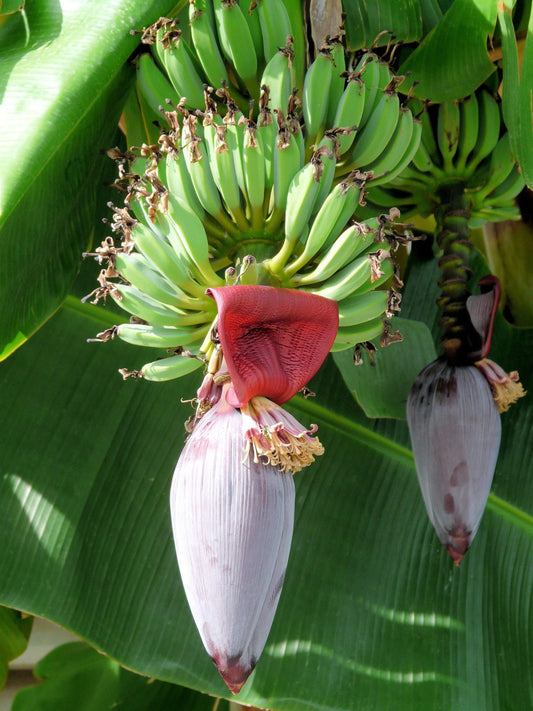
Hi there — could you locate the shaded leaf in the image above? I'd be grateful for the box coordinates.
[12,641,228,711]
[399,0,497,100]
[477,218,533,327]
[0,607,33,689]
[333,318,438,419]
[0,0,177,360]
[498,1,533,188]
[343,0,422,51]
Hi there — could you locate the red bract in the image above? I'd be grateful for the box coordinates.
[207,285,339,407]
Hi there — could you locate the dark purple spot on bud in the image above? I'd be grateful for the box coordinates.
[450,460,468,487]
[444,493,455,514]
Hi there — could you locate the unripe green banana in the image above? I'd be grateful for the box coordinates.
[114,252,206,311]
[370,114,422,187]
[325,39,347,127]
[410,132,443,177]
[165,152,206,220]
[436,100,461,172]
[189,0,230,89]
[303,49,334,145]
[291,222,371,286]
[181,117,224,219]
[304,252,375,301]
[224,109,247,197]
[284,178,360,277]
[165,193,225,287]
[331,317,385,350]
[280,0,305,90]
[205,121,249,229]
[116,322,210,348]
[239,0,264,59]
[255,0,292,63]
[418,105,441,167]
[467,89,501,171]
[163,33,206,108]
[357,54,391,125]
[139,354,205,381]
[132,221,205,298]
[273,125,303,212]
[350,88,401,169]
[275,151,329,259]
[337,290,389,327]
[242,123,266,228]
[332,76,366,157]
[258,96,277,192]
[454,94,479,173]
[482,163,525,204]
[261,45,293,113]
[467,133,519,204]
[469,201,521,226]
[214,0,258,92]
[359,105,415,179]
[310,253,394,303]
[137,53,181,116]
[111,283,211,328]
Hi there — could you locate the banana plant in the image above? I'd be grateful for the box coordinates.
[1,1,533,710]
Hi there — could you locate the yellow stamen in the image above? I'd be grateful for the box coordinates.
[244,427,324,474]
[491,371,526,413]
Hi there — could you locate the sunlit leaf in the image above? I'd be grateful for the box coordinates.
[399,0,498,100]
[343,0,422,50]
[0,0,177,360]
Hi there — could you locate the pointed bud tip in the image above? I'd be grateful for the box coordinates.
[214,656,254,695]
[446,531,470,566]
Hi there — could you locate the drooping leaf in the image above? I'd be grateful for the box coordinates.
[0,607,33,690]
[0,0,178,360]
[12,641,228,711]
[343,0,422,50]
[0,242,532,709]
[498,1,533,188]
[399,0,498,100]
[333,318,438,419]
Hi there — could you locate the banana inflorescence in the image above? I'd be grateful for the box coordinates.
[92,8,521,384]
[362,89,525,225]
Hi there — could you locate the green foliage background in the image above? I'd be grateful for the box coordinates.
[1,1,532,709]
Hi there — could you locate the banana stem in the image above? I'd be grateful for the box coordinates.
[434,186,476,362]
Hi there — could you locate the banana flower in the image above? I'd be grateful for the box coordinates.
[407,276,525,564]
[170,286,338,693]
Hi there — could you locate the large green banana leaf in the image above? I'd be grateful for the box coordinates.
[0,0,179,360]
[1,246,531,710]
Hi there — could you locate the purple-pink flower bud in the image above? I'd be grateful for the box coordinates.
[407,359,501,564]
[170,386,295,693]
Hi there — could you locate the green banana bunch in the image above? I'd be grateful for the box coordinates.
[364,89,525,224]
[87,114,404,378]
[87,33,430,378]
[137,0,307,116]
[298,46,420,190]
[136,12,420,188]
